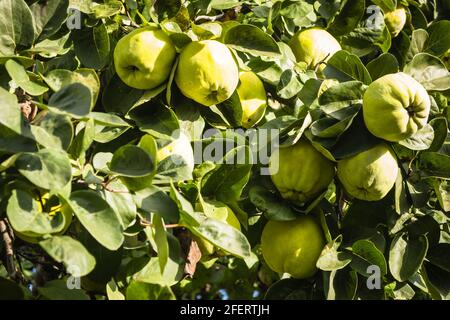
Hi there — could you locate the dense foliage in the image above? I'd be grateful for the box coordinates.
[0,0,449,300]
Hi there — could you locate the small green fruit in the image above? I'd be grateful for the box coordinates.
[114,27,176,90]
[236,71,267,128]
[363,72,430,142]
[175,40,239,106]
[288,28,341,73]
[384,6,407,38]
[261,215,325,279]
[337,144,399,201]
[269,139,335,204]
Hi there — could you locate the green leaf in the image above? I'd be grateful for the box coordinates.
[428,244,450,272]
[201,146,252,202]
[40,236,96,277]
[90,0,123,18]
[5,59,48,96]
[106,279,125,300]
[327,0,366,37]
[425,20,450,56]
[44,68,101,109]
[224,24,281,57]
[404,53,450,91]
[15,149,72,191]
[103,182,137,229]
[399,124,435,151]
[102,74,145,114]
[7,189,68,236]
[277,69,303,99]
[350,239,387,277]
[326,268,358,300]
[72,24,110,70]
[190,216,252,259]
[366,53,399,80]
[126,281,176,300]
[47,83,92,118]
[0,277,25,300]
[128,103,180,140]
[134,186,179,224]
[323,50,372,85]
[30,0,69,41]
[248,185,299,221]
[317,236,352,271]
[133,236,184,286]
[68,118,95,162]
[153,215,169,273]
[419,152,450,178]
[406,29,429,63]
[68,190,124,251]
[0,87,34,138]
[38,279,89,300]
[279,1,317,27]
[389,233,428,282]
[153,0,181,21]
[109,145,155,177]
[0,0,35,54]
[30,112,74,150]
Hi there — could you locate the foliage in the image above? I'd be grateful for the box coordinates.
[0,0,449,300]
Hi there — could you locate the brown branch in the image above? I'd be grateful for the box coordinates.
[0,219,17,279]
[140,219,182,229]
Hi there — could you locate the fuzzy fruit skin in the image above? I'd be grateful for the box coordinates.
[337,144,399,202]
[236,71,267,128]
[175,40,239,106]
[269,140,335,204]
[194,201,241,257]
[261,215,325,279]
[288,28,341,72]
[384,6,407,38]
[363,72,430,142]
[114,27,176,90]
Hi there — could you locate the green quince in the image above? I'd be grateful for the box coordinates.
[363,72,431,142]
[337,144,399,202]
[236,71,267,128]
[269,139,335,204]
[175,40,239,106]
[261,215,325,279]
[443,48,450,70]
[114,27,176,90]
[288,28,341,73]
[384,5,407,38]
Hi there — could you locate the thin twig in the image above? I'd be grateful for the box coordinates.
[195,13,226,22]
[140,219,182,229]
[0,219,17,279]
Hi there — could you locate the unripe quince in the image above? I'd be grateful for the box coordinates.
[384,6,407,38]
[288,28,341,73]
[337,144,399,202]
[175,40,239,106]
[194,200,241,257]
[363,72,430,142]
[261,215,325,279]
[114,27,176,90]
[236,71,267,128]
[269,139,335,204]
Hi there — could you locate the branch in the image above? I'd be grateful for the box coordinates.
[195,13,226,22]
[140,219,182,229]
[0,219,17,279]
